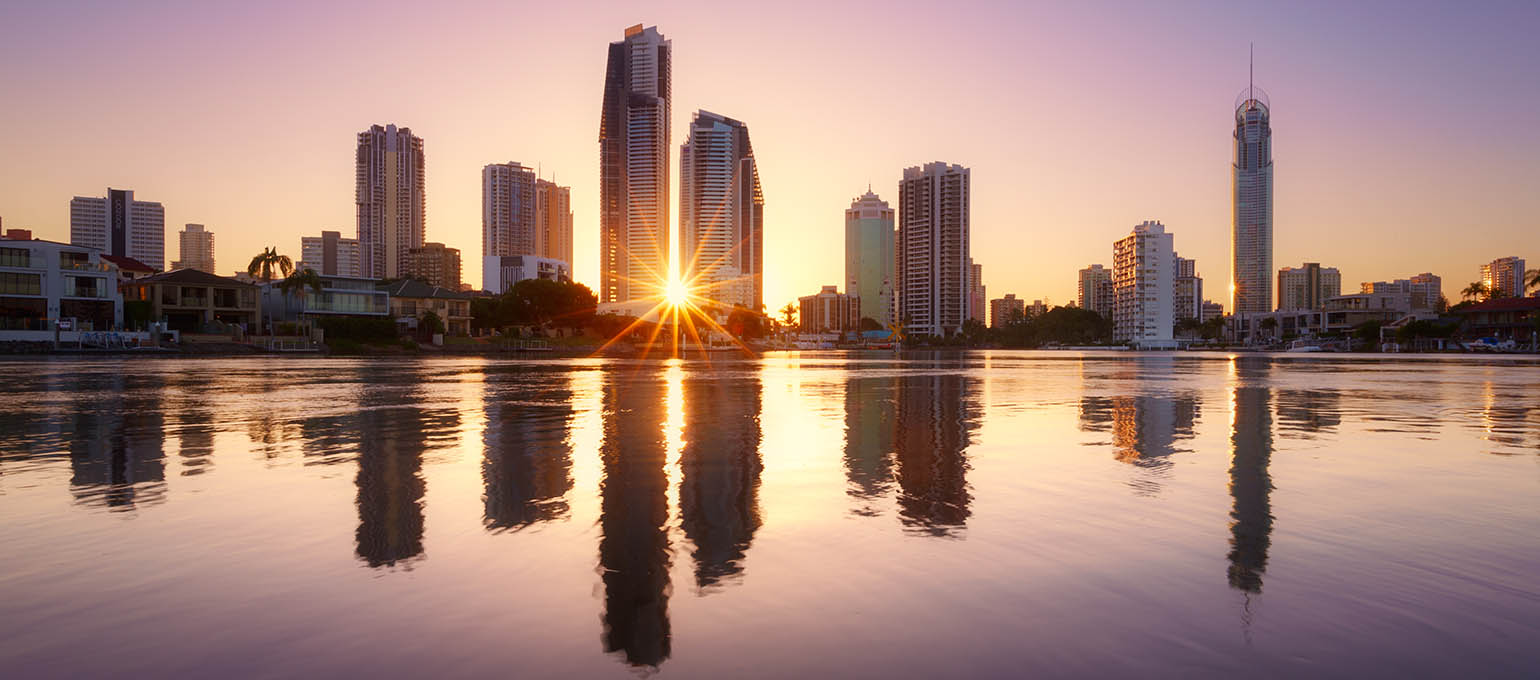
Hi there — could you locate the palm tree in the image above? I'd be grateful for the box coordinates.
[278,267,324,300]
[1461,281,1489,302]
[779,302,797,329]
[247,247,294,284]
[1526,268,1540,296]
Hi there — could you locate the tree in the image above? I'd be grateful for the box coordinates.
[779,302,798,329]
[725,306,766,339]
[1461,281,1489,302]
[858,316,883,332]
[420,310,445,336]
[278,267,324,300]
[247,247,294,284]
[1528,268,1540,296]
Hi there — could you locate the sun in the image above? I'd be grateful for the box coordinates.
[665,278,690,308]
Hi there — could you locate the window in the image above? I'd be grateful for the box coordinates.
[64,276,105,298]
[59,251,90,269]
[0,247,31,268]
[0,272,42,295]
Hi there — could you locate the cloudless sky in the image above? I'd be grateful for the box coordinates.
[1,0,1537,309]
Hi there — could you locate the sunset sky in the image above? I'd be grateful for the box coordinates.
[1,0,1536,309]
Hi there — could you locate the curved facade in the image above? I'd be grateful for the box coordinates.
[1232,86,1273,315]
[599,25,671,303]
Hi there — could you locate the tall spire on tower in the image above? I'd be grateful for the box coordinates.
[1249,42,1254,105]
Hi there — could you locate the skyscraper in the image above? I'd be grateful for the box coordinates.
[845,188,895,326]
[897,162,971,337]
[356,124,426,279]
[1078,264,1114,317]
[536,179,574,275]
[680,110,762,310]
[300,230,362,278]
[1482,256,1526,298]
[1232,57,1274,316]
[70,189,166,270]
[599,24,671,303]
[172,223,214,273]
[1113,221,1175,347]
[482,162,538,264]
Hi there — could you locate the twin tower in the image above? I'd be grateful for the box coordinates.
[600,25,764,311]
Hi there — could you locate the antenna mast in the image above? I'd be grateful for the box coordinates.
[1249,43,1254,105]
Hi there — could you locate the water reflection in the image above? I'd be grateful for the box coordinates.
[679,368,763,589]
[1227,357,1275,595]
[353,366,459,569]
[893,371,977,537]
[481,370,574,531]
[170,373,215,476]
[1275,389,1341,437]
[843,376,897,514]
[1111,395,1199,495]
[597,370,673,667]
[68,373,167,511]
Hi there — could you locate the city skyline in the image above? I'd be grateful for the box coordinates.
[1,2,1537,310]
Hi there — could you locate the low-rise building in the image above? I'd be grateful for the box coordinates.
[0,238,123,335]
[100,254,157,282]
[1361,273,1442,310]
[482,255,570,294]
[121,268,257,332]
[378,279,471,336]
[1455,297,1540,346]
[261,274,389,326]
[798,285,860,334]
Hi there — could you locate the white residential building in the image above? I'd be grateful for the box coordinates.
[299,231,363,278]
[0,238,123,338]
[69,189,166,270]
[483,255,570,294]
[897,162,971,337]
[1113,221,1175,348]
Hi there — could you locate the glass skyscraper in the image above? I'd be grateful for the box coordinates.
[844,189,894,326]
[680,110,762,310]
[1232,78,1273,315]
[599,25,671,303]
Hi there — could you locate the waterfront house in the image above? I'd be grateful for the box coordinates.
[261,274,389,326]
[378,279,471,336]
[0,238,123,338]
[121,269,259,332]
[1456,297,1540,347]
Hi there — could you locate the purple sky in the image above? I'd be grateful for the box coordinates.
[1,0,1536,306]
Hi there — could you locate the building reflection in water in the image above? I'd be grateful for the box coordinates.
[353,365,457,569]
[170,372,216,476]
[481,369,574,531]
[68,373,167,511]
[1228,357,1275,594]
[843,376,897,514]
[679,368,762,589]
[597,370,673,668]
[1109,394,1199,495]
[1275,388,1341,437]
[893,369,977,537]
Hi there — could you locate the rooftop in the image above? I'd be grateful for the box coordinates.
[133,268,255,287]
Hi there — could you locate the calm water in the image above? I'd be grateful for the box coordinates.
[1,353,1538,678]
